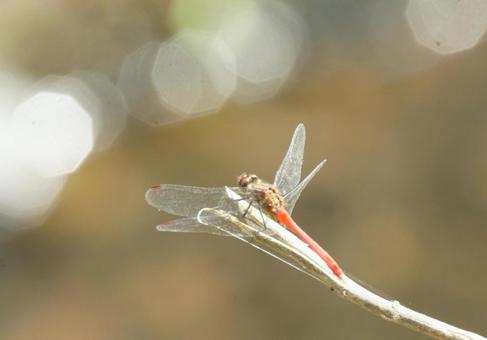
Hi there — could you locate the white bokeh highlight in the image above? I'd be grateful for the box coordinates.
[10,91,95,177]
[0,71,69,230]
[118,0,305,126]
[0,147,67,230]
[165,0,304,107]
[152,31,236,115]
[218,0,304,103]
[406,0,487,54]
[118,42,183,126]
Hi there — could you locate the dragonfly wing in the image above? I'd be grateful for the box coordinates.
[146,184,236,217]
[284,160,326,214]
[156,217,232,236]
[197,205,332,282]
[197,207,266,241]
[198,208,247,237]
[273,123,305,196]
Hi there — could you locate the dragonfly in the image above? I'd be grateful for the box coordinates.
[146,124,343,278]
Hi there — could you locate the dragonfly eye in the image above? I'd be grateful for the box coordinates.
[237,172,249,187]
[238,173,259,187]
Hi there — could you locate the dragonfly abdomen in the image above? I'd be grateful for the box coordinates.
[275,209,343,278]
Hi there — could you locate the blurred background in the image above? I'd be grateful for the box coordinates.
[0,0,486,339]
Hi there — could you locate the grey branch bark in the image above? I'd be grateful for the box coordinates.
[201,206,485,340]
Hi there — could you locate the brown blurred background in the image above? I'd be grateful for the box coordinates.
[0,1,486,339]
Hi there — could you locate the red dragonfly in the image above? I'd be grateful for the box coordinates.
[236,172,342,278]
[146,124,343,278]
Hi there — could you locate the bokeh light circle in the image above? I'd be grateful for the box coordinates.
[406,0,487,54]
[10,91,95,177]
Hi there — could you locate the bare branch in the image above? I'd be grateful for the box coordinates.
[199,207,486,340]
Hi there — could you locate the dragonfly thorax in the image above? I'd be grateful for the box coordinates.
[237,172,285,214]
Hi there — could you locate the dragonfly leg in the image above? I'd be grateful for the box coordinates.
[243,203,268,233]
[242,200,254,218]
[238,198,268,233]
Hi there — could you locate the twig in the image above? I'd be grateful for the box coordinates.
[199,206,486,340]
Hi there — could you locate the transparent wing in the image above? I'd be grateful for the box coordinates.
[155,188,278,238]
[157,215,275,238]
[284,160,326,214]
[155,187,293,238]
[150,186,272,237]
[156,216,231,236]
[273,123,305,196]
[145,184,242,217]
[197,204,332,282]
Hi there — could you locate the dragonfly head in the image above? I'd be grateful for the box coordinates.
[238,172,260,188]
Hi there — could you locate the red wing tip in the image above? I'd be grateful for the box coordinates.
[150,184,161,189]
[155,221,172,231]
